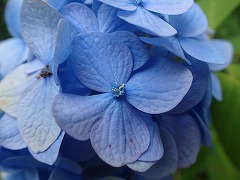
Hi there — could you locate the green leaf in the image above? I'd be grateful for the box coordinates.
[211,64,240,170]
[198,0,240,29]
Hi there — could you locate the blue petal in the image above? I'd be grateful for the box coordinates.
[0,38,29,77]
[162,113,201,168]
[144,0,193,15]
[60,3,98,33]
[98,4,134,33]
[17,76,60,153]
[211,73,222,101]
[4,0,23,38]
[90,100,150,167]
[54,157,82,174]
[72,33,133,92]
[169,3,207,37]
[29,132,65,165]
[52,93,113,140]
[110,31,149,70]
[135,127,178,179]
[0,114,27,150]
[0,64,37,117]
[180,38,227,64]
[24,59,45,75]
[125,58,193,114]
[192,110,212,147]
[140,37,190,64]
[21,0,62,64]
[118,7,176,37]
[169,59,209,114]
[45,0,67,9]
[98,0,137,11]
[53,19,72,85]
[127,161,155,172]
[48,168,82,180]
[3,169,39,180]
[208,40,233,71]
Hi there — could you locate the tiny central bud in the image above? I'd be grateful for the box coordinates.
[112,83,126,97]
[36,65,52,79]
[135,0,143,6]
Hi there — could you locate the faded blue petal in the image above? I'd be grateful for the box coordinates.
[169,3,207,37]
[110,31,149,70]
[21,0,62,64]
[24,59,45,75]
[208,40,233,71]
[135,127,178,179]
[29,132,65,165]
[98,4,134,33]
[0,38,29,77]
[162,113,201,168]
[180,38,226,64]
[118,7,176,37]
[144,0,193,15]
[49,168,82,180]
[0,114,27,150]
[127,161,155,172]
[17,76,60,153]
[125,58,193,114]
[52,93,113,141]
[72,33,133,92]
[90,100,150,167]
[4,169,39,180]
[5,0,23,38]
[211,72,222,101]
[98,0,136,11]
[60,3,98,33]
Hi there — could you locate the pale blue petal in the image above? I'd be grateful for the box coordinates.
[169,60,209,114]
[144,0,193,15]
[118,7,176,37]
[162,113,201,168]
[29,132,65,165]
[140,37,190,64]
[90,100,150,167]
[135,127,178,179]
[208,40,233,71]
[98,0,136,11]
[180,38,226,64]
[72,33,133,92]
[127,161,155,172]
[5,0,23,38]
[45,0,67,9]
[60,3,98,33]
[211,73,222,101]
[98,4,134,33]
[0,114,27,150]
[169,3,207,37]
[53,19,72,85]
[52,93,113,140]
[17,76,61,153]
[125,58,193,114]
[24,59,45,75]
[21,0,62,63]
[0,38,29,77]
[110,31,149,70]
[0,64,37,117]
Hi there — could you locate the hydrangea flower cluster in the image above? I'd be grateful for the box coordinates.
[0,0,233,179]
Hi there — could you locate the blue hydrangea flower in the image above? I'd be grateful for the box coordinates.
[52,33,193,168]
[141,3,227,65]
[0,0,72,156]
[98,0,193,36]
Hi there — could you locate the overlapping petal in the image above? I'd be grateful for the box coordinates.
[21,0,62,63]
[72,33,133,92]
[90,100,150,167]
[17,76,60,153]
[98,0,136,11]
[118,7,176,37]
[125,58,193,114]
[52,93,113,140]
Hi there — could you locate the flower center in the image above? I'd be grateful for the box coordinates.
[36,65,52,79]
[135,0,143,6]
[112,83,126,97]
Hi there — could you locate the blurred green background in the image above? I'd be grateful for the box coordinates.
[1,0,240,179]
